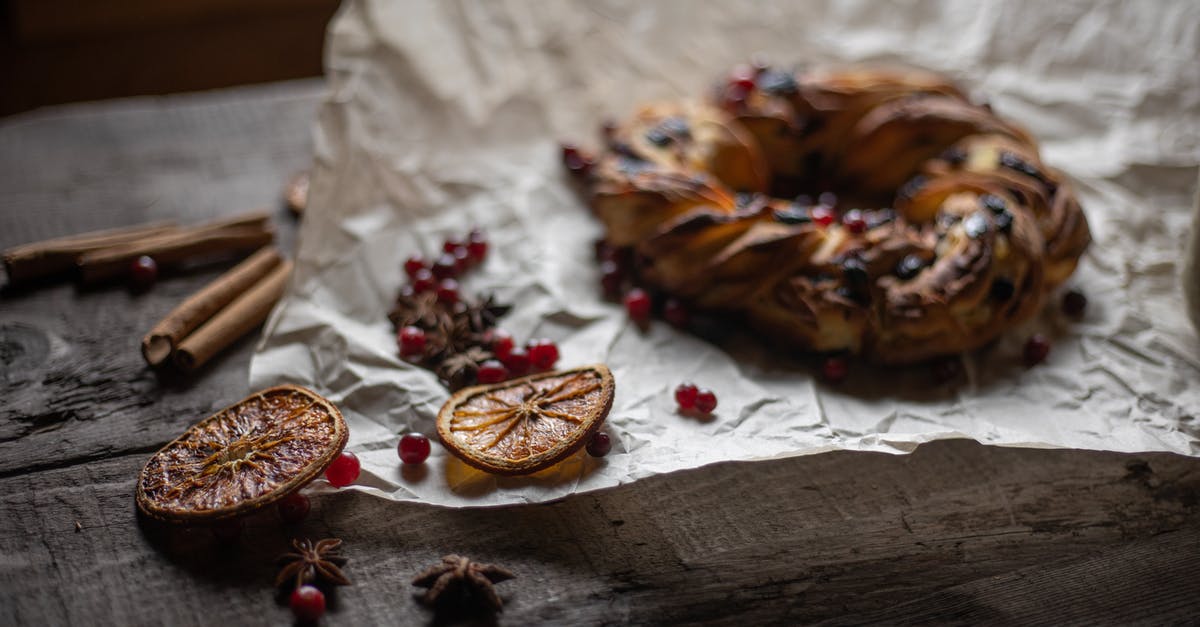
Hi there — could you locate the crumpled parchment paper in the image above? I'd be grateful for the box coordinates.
[250,0,1200,507]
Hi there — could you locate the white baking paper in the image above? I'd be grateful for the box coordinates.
[251,0,1200,507]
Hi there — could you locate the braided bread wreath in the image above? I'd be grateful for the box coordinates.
[565,63,1092,364]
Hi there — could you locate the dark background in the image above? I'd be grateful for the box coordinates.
[0,0,339,115]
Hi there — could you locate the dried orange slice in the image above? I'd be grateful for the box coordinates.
[136,384,348,523]
[436,364,615,475]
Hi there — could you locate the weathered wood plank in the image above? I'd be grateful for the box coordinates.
[0,440,1196,625]
[0,82,317,476]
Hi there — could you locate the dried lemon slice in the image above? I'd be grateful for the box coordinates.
[136,384,348,523]
[437,364,615,475]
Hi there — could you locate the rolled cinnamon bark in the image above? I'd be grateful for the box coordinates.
[141,247,283,366]
[2,222,179,284]
[174,260,293,371]
[77,211,274,283]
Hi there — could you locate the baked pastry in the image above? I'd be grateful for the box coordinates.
[568,63,1091,364]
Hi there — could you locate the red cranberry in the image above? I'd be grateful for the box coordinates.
[1062,289,1087,318]
[398,433,431,465]
[1023,334,1051,366]
[325,451,360,488]
[729,64,757,92]
[562,142,582,164]
[452,246,471,273]
[398,326,427,356]
[467,229,488,262]
[586,432,612,457]
[811,206,836,227]
[290,585,326,622]
[561,143,593,176]
[694,389,718,414]
[488,329,515,360]
[501,347,531,376]
[276,492,311,524]
[821,356,848,384]
[477,359,508,384]
[527,339,559,370]
[412,268,435,293]
[842,209,867,234]
[211,518,244,543]
[431,254,458,279]
[674,383,699,410]
[129,255,158,289]
[404,255,427,279]
[600,260,623,299]
[663,299,690,328]
[624,288,652,322]
[443,238,465,254]
[436,278,460,305]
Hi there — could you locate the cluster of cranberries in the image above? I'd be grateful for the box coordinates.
[474,332,561,385]
[399,228,489,312]
[674,383,718,415]
[594,239,694,331]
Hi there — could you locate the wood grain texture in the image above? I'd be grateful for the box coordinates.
[1,82,1198,626]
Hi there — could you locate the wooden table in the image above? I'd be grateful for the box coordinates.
[2,80,1198,626]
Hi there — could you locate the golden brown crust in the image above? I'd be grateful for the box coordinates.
[135,384,348,523]
[575,64,1091,364]
[610,100,769,193]
[589,154,738,247]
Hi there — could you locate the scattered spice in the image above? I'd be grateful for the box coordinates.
[412,554,515,612]
[276,538,352,590]
[388,231,518,391]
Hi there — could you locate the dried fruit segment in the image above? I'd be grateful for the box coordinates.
[437,365,615,475]
[136,385,348,523]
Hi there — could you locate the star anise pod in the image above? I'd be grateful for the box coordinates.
[461,294,512,333]
[412,554,515,612]
[422,310,464,362]
[275,538,351,589]
[437,346,493,391]
[435,307,480,358]
[389,290,443,330]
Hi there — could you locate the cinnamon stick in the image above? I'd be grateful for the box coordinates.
[2,221,179,284]
[174,260,293,371]
[77,211,274,284]
[141,247,283,366]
